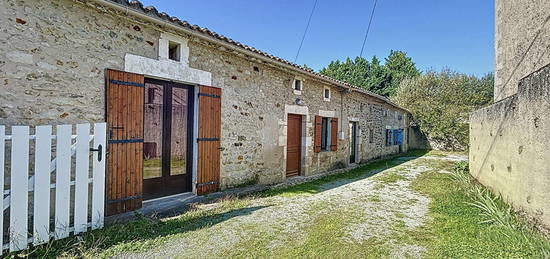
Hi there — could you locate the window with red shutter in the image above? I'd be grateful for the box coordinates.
[330,118,338,151]
[314,116,322,153]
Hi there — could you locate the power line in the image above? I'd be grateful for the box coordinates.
[360,0,378,58]
[294,0,318,63]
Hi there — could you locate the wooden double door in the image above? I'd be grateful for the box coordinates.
[142,78,194,200]
[105,69,222,216]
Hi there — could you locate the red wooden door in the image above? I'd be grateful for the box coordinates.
[286,114,302,177]
[105,69,144,216]
[196,85,222,195]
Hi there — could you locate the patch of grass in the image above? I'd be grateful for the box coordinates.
[394,212,407,219]
[427,149,467,157]
[375,171,408,184]
[403,198,419,206]
[408,159,550,258]
[367,195,382,203]
[274,206,391,258]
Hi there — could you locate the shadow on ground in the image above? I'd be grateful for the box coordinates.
[19,149,430,258]
[261,149,429,198]
[19,205,270,258]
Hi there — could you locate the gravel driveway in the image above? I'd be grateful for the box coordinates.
[117,154,462,259]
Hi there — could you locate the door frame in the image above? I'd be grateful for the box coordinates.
[142,77,195,200]
[349,121,357,164]
[348,119,360,164]
[282,105,311,177]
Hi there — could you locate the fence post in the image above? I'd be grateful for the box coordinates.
[9,126,30,251]
[74,124,90,234]
[92,123,106,229]
[54,125,71,239]
[33,126,52,245]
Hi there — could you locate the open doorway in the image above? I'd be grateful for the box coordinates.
[349,122,358,164]
[143,78,194,200]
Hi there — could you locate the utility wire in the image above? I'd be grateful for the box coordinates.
[294,0,318,63]
[360,0,378,58]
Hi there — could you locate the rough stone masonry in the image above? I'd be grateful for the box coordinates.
[0,0,417,193]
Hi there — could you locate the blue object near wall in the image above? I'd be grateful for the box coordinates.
[393,129,403,145]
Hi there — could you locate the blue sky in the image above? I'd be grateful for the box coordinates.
[140,0,494,76]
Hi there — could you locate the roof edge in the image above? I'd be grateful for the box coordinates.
[86,0,410,114]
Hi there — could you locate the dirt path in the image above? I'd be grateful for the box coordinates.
[117,155,461,259]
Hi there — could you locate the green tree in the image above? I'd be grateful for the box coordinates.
[384,50,421,96]
[319,50,419,97]
[392,69,494,150]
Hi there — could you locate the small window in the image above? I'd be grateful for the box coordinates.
[385,129,393,146]
[294,79,302,91]
[168,41,181,61]
[324,88,331,101]
[369,128,374,143]
[320,117,331,151]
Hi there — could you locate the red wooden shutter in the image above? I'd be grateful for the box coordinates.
[197,85,222,195]
[105,69,144,216]
[314,115,322,153]
[330,117,338,151]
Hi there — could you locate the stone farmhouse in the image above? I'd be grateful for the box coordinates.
[470,1,550,228]
[1,0,418,216]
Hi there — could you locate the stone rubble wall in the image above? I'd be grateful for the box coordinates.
[0,0,411,191]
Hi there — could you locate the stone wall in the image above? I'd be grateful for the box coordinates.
[408,126,430,150]
[189,42,409,188]
[470,64,550,228]
[0,0,161,125]
[494,0,550,102]
[1,0,411,192]
[344,91,409,162]
[470,0,550,229]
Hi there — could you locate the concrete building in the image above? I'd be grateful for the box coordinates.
[470,0,550,227]
[1,0,417,216]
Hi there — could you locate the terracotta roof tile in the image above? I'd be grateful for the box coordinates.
[99,0,408,113]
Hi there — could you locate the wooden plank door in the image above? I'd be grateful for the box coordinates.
[196,85,222,195]
[105,69,144,216]
[286,114,302,177]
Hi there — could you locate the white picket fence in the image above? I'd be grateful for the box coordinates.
[0,123,106,253]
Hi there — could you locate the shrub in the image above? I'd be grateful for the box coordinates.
[392,70,493,150]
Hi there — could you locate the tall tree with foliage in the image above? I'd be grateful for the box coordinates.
[319,50,419,97]
[384,50,421,96]
[392,70,494,150]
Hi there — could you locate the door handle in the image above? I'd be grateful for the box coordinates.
[90,144,103,162]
